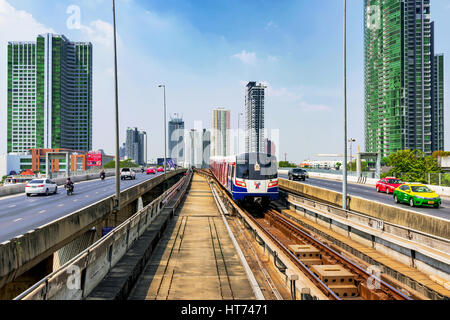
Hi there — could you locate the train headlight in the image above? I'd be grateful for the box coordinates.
[235,179,247,188]
[268,180,278,188]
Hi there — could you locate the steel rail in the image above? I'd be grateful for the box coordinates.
[267,209,413,300]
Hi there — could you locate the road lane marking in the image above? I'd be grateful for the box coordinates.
[13,218,23,222]
[73,199,78,202]
[39,210,46,214]
[58,204,64,207]
[8,205,16,208]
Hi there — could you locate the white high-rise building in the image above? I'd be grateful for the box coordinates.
[211,108,230,157]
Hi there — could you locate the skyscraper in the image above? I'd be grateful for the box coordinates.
[211,108,230,157]
[265,138,276,156]
[202,129,211,168]
[168,114,185,165]
[125,127,147,165]
[245,82,265,153]
[364,0,444,157]
[7,34,92,153]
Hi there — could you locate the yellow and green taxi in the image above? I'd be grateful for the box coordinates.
[393,183,441,208]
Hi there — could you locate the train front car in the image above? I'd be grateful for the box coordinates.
[233,152,278,207]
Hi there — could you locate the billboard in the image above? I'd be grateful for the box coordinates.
[157,158,174,167]
[87,152,102,167]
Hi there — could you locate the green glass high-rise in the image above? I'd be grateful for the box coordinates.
[7,34,92,153]
[364,0,444,157]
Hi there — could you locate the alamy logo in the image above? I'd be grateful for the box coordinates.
[66,5,81,30]
[366,5,381,31]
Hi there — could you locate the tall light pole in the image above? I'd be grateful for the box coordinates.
[112,0,120,211]
[348,138,356,172]
[158,85,167,175]
[237,112,243,154]
[342,0,348,210]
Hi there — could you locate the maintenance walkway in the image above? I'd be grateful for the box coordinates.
[128,174,256,300]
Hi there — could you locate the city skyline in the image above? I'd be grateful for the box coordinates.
[0,0,449,164]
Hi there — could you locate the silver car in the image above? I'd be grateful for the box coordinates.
[25,179,58,197]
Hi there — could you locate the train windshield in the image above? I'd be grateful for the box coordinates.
[236,153,278,180]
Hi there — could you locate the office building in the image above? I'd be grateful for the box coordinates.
[265,138,276,156]
[125,127,147,166]
[202,129,211,168]
[184,128,210,168]
[168,114,185,165]
[364,0,444,157]
[211,108,230,157]
[245,82,265,153]
[7,34,92,153]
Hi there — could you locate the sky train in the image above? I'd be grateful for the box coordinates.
[210,152,279,206]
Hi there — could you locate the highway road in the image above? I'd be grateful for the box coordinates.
[279,174,450,221]
[0,172,164,243]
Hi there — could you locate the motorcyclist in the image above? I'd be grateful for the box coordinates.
[100,169,106,179]
[65,177,74,192]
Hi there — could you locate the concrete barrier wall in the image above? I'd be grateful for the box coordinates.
[279,169,450,197]
[16,170,192,300]
[0,170,116,197]
[280,178,450,240]
[0,170,185,290]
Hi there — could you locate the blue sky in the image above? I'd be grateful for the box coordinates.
[0,0,449,163]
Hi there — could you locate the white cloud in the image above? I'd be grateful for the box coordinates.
[79,20,115,47]
[232,50,257,65]
[0,0,55,154]
[261,82,332,112]
[265,20,278,30]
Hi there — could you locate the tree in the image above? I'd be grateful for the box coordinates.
[104,159,140,169]
[278,161,297,168]
[335,162,342,170]
[384,150,442,183]
[432,150,450,158]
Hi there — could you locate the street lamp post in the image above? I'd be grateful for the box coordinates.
[112,0,120,211]
[158,85,167,177]
[348,138,356,172]
[342,0,348,210]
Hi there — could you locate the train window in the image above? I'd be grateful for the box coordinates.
[236,164,249,179]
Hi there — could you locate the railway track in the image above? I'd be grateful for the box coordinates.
[262,209,412,300]
[196,169,413,300]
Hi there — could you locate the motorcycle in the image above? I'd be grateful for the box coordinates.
[100,173,106,181]
[65,184,74,196]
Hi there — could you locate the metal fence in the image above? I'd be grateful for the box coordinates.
[387,172,450,187]
[280,168,378,179]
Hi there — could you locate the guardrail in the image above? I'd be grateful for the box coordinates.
[14,170,193,300]
[282,191,450,253]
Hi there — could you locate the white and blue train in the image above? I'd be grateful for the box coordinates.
[210,152,279,206]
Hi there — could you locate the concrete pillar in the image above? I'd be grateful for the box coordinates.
[375,152,381,179]
[356,153,362,177]
[137,197,144,211]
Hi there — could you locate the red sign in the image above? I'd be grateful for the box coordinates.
[87,152,102,167]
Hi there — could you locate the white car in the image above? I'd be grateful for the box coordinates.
[25,179,58,197]
[120,168,136,180]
